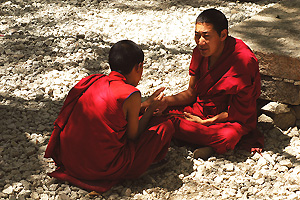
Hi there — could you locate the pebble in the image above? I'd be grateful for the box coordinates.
[1,0,298,199]
[2,186,13,195]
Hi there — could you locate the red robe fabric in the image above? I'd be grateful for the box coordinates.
[168,36,263,154]
[44,71,174,192]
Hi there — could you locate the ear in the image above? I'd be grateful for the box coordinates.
[220,29,228,42]
[135,62,143,72]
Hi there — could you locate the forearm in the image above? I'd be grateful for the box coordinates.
[203,112,229,125]
[164,90,196,107]
[137,108,154,135]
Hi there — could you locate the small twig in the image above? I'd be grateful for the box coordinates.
[211,184,223,191]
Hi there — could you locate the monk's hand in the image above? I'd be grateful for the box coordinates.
[148,92,165,116]
[140,87,165,114]
[184,112,215,125]
[183,112,203,123]
[153,96,168,116]
[145,87,165,106]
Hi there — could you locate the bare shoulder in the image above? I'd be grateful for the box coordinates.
[125,91,141,104]
[122,91,141,117]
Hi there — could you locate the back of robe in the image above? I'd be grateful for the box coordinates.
[60,73,137,181]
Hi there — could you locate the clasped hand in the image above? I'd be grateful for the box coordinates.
[182,112,212,125]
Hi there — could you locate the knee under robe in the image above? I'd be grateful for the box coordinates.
[44,71,174,192]
[168,36,263,154]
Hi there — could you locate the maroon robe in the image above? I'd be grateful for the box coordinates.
[44,71,174,192]
[168,36,263,154]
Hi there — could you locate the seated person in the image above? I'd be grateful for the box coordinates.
[160,8,263,159]
[44,40,175,192]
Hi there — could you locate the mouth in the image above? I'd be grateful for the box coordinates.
[199,48,208,52]
[198,46,208,52]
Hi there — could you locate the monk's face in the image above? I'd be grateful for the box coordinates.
[195,22,227,59]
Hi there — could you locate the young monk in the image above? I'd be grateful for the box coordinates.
[44,40,175,193]
[159,8,263,160]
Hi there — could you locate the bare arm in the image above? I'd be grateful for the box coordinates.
[162,75,198,108]
[123,91,164,140]
[123,92,141,140]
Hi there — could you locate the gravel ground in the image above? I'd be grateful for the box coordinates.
[2,0,300,199]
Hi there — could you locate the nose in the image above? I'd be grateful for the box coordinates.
[196,36,206,46]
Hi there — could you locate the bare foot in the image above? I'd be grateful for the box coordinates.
[193,147,214,160]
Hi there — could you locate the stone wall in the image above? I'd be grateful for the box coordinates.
[230,0,300,130]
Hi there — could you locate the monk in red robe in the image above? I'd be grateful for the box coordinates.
[44,40,174,193]
[160,9,263,159]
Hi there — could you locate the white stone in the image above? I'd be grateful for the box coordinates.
[2,186,13,194]
[257,157,268,166]
[214,176,223,184]
[261,102,290,114]
[31,192,39,199]
[279,160,293,168]
[224,163,234,172]
[40,194,49,200]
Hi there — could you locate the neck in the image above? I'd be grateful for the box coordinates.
[209,42,225,69]
[123,73,137,87]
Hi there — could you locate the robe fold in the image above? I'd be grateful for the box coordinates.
[44,71,174,193]
[168,36,263,154]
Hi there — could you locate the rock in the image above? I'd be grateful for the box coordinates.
[224,163,234,172]
[40,194,49,200]
[260,75,300,105]
[261,102,296,130]
[292,105,300,119]
[257,157,267,166]
[296,120,300,127]
[31,192,39,199]
[261,102,291,115]
[2,186,13,194]
[273,112,296,130]
[20,180,30,190]
[18,189,31,198]
[76,34,85,39]
[258,113,274,130]
[279,160,293,168]
[25,147,36,156]
[49,184,58,191]
[55,194,70,200]
[122,188,131,197]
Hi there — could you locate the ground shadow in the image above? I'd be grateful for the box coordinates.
[0,94,64,198]
[100,142,193,199]
[230,0,299,59]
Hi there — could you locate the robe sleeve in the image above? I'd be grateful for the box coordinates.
[227,58,261,130]
[189,47,202,76]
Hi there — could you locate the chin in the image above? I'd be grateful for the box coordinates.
[200,52,210,57]
[198,49,210,57]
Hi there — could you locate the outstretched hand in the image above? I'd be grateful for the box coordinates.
[143,87,165,107]
[151,87,165,99]
[148,91,165,115]
[141,87,168,116]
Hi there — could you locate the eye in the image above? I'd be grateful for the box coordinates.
[204,35,209,39]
